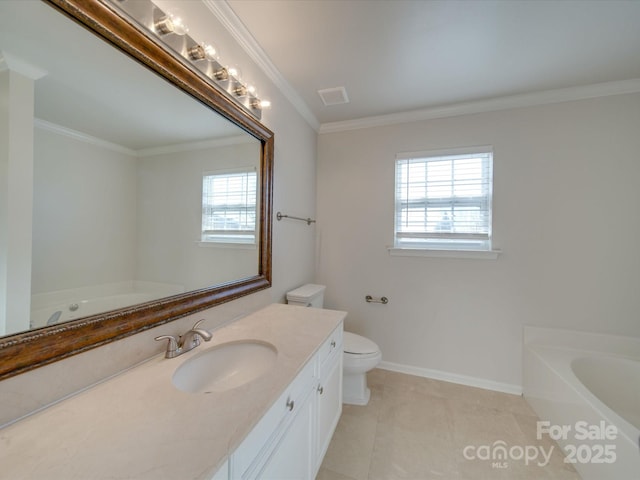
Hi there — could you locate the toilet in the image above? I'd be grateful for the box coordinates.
[286,284,382,406]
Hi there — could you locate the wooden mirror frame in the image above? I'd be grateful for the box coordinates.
[0,0,274,380]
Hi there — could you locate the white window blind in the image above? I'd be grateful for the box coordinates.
[202,168,257,244]
[394,147,493,251]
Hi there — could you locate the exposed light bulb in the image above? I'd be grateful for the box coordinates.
[227,66,242,81]
[168,10,188,35]
[260,100,271,109]
[203,44,218,61]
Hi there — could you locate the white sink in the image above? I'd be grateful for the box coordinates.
[172,340,278,394]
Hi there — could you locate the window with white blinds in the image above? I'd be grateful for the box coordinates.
[201,168,257,244]
[394,147,493,251]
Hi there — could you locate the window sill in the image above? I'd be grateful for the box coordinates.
[197,241,256,250]
[388,247,501,260]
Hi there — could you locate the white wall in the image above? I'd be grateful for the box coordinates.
[32,128,138,295]
[317,93,640,389]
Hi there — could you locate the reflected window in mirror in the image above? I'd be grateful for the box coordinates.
[201,167,258,245]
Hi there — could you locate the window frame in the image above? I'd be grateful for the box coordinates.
[200,166,258,246]
[391,146,499,259]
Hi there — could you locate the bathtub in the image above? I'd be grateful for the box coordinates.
[524,326,640,479]
[30,293,161,328]
[31,293,166,328]
[30,281,184,329]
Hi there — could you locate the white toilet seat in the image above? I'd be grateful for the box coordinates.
[344,351,380,361]
[343,331,380,355]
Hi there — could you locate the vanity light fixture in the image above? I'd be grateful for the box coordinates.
[188,43,219,62]
[187,44,206,61]
[249,98,271,112]
[109,0,270,119]
[212,66,229,81]
[154,11,188,36]
[233,83,248,97]
[153,15,174,35]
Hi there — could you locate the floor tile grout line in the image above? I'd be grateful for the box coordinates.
[365,383,384,480]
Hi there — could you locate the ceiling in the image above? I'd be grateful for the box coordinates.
[226,0,640,127]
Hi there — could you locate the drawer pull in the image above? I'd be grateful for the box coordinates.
[330,340,336,348]
[317,385,324,395]
[286,398,295,411]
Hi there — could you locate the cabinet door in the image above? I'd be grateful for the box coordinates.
[259,390,314,480]
[316,352,343,468]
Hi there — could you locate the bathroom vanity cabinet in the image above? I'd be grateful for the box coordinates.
[221,325,343,480]
[0,304,345,480]
[315,326,343,466]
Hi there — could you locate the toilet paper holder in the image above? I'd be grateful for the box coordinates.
[365,295,388,304]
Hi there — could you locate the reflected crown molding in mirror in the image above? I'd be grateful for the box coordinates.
[0,0,274,380]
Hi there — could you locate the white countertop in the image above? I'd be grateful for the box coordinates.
[0,304,346,480]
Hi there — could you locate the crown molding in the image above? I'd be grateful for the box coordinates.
[319,78,640,134]
[35,118,250,157]
[136,134,254,157]
[199,2,640,137]
[34,119,137,156]
[0,51,48,80]
[202,0,320,131]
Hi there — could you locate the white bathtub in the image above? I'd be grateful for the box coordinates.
[572,356,640,432]
[524,327,640,479]
[31,293,158,328]
[30,281,184,329]
[30,293,161,328]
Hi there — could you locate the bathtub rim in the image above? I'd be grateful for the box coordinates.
[526,343,640,449]
[524,325,640,453]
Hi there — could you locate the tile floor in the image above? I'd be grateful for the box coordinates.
[317,369,580,480]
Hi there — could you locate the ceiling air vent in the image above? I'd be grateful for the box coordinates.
[318,86,349,106]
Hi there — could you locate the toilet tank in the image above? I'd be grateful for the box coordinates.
[286,284,326,308]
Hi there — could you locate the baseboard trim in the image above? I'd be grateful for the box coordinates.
[377,361,522,396]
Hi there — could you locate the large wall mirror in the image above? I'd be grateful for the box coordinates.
[0,0,274,379]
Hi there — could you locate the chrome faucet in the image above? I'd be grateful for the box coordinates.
[155,319,212,358]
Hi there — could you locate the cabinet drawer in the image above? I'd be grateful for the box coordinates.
[317,325,343,369]
[232,360,315,478]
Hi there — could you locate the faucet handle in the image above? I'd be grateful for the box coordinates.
[155,335,179,358]
[192,319,206,330]
[189,319,212,344]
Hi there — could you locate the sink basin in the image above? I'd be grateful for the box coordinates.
[172,340,278,394]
